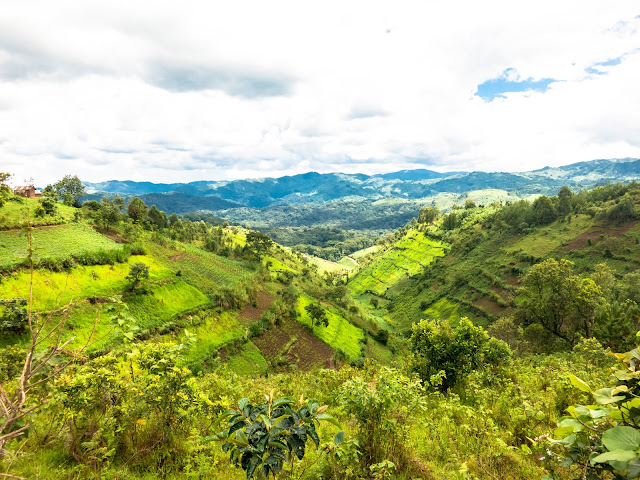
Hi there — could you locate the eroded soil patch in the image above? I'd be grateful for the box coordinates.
[253,320,335,371]
[238,291,276,325]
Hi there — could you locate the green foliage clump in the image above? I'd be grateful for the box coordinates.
[543,336,640,479]
[410,317,511,391]
[0,298,27,334]
[208,392,340,479]
[518,258,603,345]
[126,262,150,293]
[340,365,425,470]
[54,174,85,207]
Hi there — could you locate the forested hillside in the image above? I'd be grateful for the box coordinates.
[1,173,640,479]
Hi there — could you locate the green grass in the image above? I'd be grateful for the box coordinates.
[0,255,169,311]
[296,294,364,360]
[350,245,381,259]
[0,223,124,269]
[423,297,461,323]
[183,312,245,366]
[307,255,349,274]
[125,279,210,330]
[508,214,593,257]
[348,230,448,297]
[264,255,297,273]
[227,341,268,376]
[337,256,358,269]
[145,241,256,296]
[0,197,77,229]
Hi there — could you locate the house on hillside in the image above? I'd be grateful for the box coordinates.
[13,186,42,198]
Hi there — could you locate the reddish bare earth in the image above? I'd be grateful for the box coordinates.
[564,221,638,251]
[473,298,505,316]
[253,320,335,371]
[506,275,520,287]
[237,291,276,326]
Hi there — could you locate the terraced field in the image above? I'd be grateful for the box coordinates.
[0,223,125,269]
[147,242,256,295]
[348,230,448,297]
[296,294,364,360]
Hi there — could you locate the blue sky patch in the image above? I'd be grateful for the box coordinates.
[475,68,555,101]
[585,56,623,75]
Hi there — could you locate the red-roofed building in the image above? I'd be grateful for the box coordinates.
[13,186,42,199]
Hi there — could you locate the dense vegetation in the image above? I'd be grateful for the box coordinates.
[1,171,640,479]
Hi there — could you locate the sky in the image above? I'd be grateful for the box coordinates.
[1,1,639,186]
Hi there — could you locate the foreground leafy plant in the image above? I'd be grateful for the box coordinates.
[542,333,640,479]
[206,391,340,479]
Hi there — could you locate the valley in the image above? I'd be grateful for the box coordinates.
[1,167,640,479]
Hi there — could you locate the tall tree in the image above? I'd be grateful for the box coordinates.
[518,258,603,345]
[245,230,273,259]
[557,186,573,216]
[148,205,167,230]
[304,303,328,328]
[127,197,148,223]
[0,172,12,207]
[54,175,85,207]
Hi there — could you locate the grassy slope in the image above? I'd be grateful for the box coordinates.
[296,294,364,360]
[0,197,76,229]
[348,230,448,298]
[387,202,640,331]
[145,241,256,295]
[0,223,124,269]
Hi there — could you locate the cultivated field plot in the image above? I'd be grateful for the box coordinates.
[227,341,268,376]
[0,223,124,269]
[296,294,364,360]
[148,242,256,295]
[0,255,169,311]
[0,198,77,229]
[348,230,448,297]
[183,312,245,366]
[126,279,210,330]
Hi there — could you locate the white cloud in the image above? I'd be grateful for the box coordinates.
[0,0,639,185]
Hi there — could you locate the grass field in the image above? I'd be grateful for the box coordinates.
[307,255,350,274]
[350,245,381,259]
[348,230,448,297]
[0,255,170,311]
[125,279,210,330]
[0,223,124,269]
[182,312,245,367]
[227,341,268,376]
[0,197,77,229]
[145,242,257,296]
[296,294,364,360]
[423,297,461,323]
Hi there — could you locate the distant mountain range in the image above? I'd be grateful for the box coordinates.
[85,158,640,216]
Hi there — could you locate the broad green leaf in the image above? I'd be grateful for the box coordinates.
[558,417,583,432]
[627,458,640,478]
[592,450,637,464]
[246,456,262,480]
[272,398,293,409]
[236,430,249,445]
[238,397,249,411]
[315,413,342,429]
[334,431,345,445]
[602,426,640,452]
[570,375,592,393]
[594,387,626,405]
[613,385,630,395]
[591,450,637,470]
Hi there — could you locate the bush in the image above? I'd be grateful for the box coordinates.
[0,298,28,334]
[410,317,511,391]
